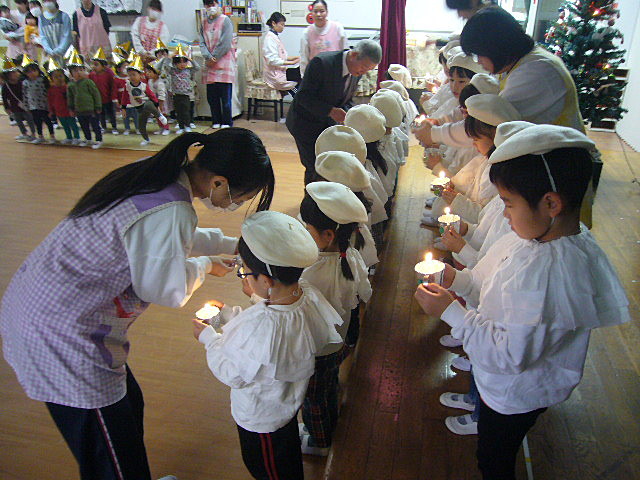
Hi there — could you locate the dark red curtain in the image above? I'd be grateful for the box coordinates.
[377,0,407,86]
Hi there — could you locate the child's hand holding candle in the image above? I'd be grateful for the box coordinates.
[414,282,455,318]
[414,252,446,285]
[430,171,451,196]
[438,207,461,235]
[441,227,466,253]
[442,187,458,204]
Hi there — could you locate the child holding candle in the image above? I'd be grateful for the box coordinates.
[420,41,459,116]
[298,182,372,455]
[415,122,630,478]
[192,211,343,478]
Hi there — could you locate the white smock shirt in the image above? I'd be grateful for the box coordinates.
[198,280,343,433]
[421,82,453,116]
[354,224,378,268]
[301,248,372,356]
[123,171,238,308]
[449,155,498,224]
[377,134,400,197]
[442,226,630,415]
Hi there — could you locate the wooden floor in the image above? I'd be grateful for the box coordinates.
[0,119,638,480]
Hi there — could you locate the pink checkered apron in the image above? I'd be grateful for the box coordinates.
[138,17,164,54]
[307,21,342,61]
[76,7,111,57]
[202,14,236,84]
[262,31,297,90]
[0,183,193,409]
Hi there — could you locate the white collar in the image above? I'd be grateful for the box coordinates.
[178,170,194,201]
[313,20,331,35]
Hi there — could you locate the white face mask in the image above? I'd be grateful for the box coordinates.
[43,2,56,12]
[30,7,42,16]
[200,184,244,212]
[207,6,220,16]
[147,9,161,20]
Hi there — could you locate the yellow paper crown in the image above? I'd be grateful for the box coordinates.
[46,57,63,74]
[64,44,77,60]
[127,48,137,63]
[127,54,145,73]
[112,51,125,65]
[117,41,132,53]
[174,43,190,59]
[67,51,86,67]
[93,47,108,62]
[21,55,37,68]
[147,59,162,74]
[2,57,18,72]
[154,38,168,52]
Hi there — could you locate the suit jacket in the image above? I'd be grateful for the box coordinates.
[286,50,361,139]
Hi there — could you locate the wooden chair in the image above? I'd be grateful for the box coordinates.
[243,50,283,122]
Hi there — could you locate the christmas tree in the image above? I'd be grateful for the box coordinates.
[544,0,627,126]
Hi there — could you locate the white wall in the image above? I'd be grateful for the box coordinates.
[616,3,640,151]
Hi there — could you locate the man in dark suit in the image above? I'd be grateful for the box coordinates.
[286,39,382,184]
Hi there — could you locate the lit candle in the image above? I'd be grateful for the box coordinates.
[438,207,461,235]
[414,252,445,285]
[412,114,427,129]
[430,171,451,196]
[195,303,221,327]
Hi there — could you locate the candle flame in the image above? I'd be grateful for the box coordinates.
[439,171,445,179]
[425,252,433,262]
[444,207,451,215]
[196,302,220,320]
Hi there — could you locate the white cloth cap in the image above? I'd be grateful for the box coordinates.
[344,104,386,143]
[241,211,319,268]
[447,52,488,74]
[380,80,409,100]
[315,151,372,192]
[370,90,403,128]
[490,122,596,164]
[440,40,461,59]
[388,64,412,88]
[465,94,521,127]
[469,73,500,94]
[315,125,367,164]
[306,182,369,224]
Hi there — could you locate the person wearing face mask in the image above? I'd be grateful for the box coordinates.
[72,0,111,58]
[131,0,170,61]
[33,0,72,63]
[0,129,275,480]
[200,0,237,129]
[4,0,29,62]
[300,0,346,75]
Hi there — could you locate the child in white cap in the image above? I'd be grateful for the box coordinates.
[315,150,379,269]
[426,94,521,232]
[298,182,373,455]
[318,123,389,252]
[420,42,460,115]
[415,122,630,479]
[380,78,418,158]
[192,210,343,479]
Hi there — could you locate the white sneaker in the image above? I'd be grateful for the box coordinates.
[157,476,178,480]
[112,130,119,135]
[71,138,81,145]
[189,122,196,129]
[451,356,471,372]
[9,119,17,126]
[53,123,60,129]
[162,128,170,136]
[123,130,131,136]
[91,141,103,149]
[47,137,57,144]
[425,196,436,208]
[439,335,463,348]
[279,117,287,123]
[220,124,231,129]
[175,128,184,135]
[298,422,309,438]
[147,117,153,123]
[140,139,150,146]
[300,433,329,456]
[100,127,105,133]
[445,414,478,435]
[168,118,176,124]
[439,392,475,412]
[158,114,168,126]
[14,134,29,141]
[60,138,72,145]
[211,123,221,129]
[31,137,44,144]
[184,126,192,132]
[78,140,88,147]
[153,130,162,135]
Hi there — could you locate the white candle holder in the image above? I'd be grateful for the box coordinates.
[414,252,446,286]
[430,176,451,197]
[438,208,461,236]
[195,303,221,329]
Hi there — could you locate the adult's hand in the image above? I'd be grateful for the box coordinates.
[329,107,346,124]
[414,283,454,318]
[206,58,217,68]
[208,256,235,276]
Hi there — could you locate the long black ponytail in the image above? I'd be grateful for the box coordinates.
[69,129,274,217]
[300,194,360,281]
[366,142,388,176]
